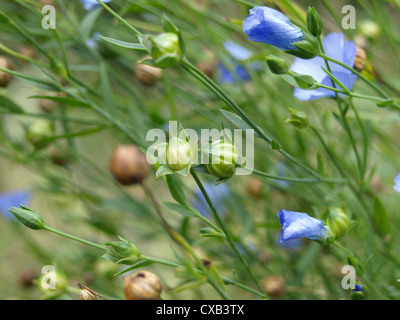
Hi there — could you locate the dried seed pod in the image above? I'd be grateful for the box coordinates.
[80,289,97,300]
[261,275,285,298]
[19,46,35,61]
[50,147,70,166]
[245,177,264,198]
[197,60,216,78]
[20,268,37,288]
[135,63,163,86]
[0,56,14,87]
[353,47,367,72]
[110,145,150,185]
[123,270,162,300]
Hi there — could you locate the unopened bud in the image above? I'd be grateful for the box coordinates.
[307,7,323,37]
[0,56,14,87]
[285,31,319,59]
[123,270,162,300]
[261,275,285,298]
[151,33,183,68]
[205,140,239,179]
[135,63,163,86]
[25,120,54,149]
[353,47,367,72]
[104,237,141,264]
[166,137,195,171]
[285,108,310,129]
[110,145,150,185]
[351,283,369,300]
[325,207,351,239]
[359,20,381,40]
[8,205,46,230]
[266,55,288,74]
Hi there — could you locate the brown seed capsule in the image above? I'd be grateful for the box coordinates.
[50,147,70,166]
[135,63,163,86]
[20,268,37,288]
[0,56,14,87]
[123,271,162,300]
[353,47,367,72]
[261,275,285,298]
[245,177,264,198]
[19,46,35,61]
[110,145,150,185]
[197,60,216,78]
[80,289,97,300]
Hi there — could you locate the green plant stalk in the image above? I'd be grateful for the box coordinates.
[190,168,267,297]
[181,59,321,179]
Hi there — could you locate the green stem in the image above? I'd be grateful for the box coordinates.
[43,226,107,251]
[190,168,267,297]
[181,59,321,179]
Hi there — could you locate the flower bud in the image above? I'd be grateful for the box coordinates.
[285,108,310,129]
[307,7,324,37]
[123,270,162,300]
[104,237,141,264]
[353,47,367,72]
[135,63,163,86]
[37,269,68,296]
[359,20,381,40]
[205,140,239,179]
[166,137,195,171]
[285,31,320,59]
[8,205,46,230]
[325,207,351,239]
[110,145,150,185]
[25,120,54,149]
[261,275,285,298]
[351,283,369,300]
[0,56,14,87]
[151,33,183,68]
[266,55,288,74]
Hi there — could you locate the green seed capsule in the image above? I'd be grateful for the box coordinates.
[166,137,195,171]
[206,140,238,179]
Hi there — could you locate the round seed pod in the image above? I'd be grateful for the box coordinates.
[261,275,285,298]
[50,147,70,166]
[353,47,367,72]
[110,145,150,185]
[20,268,37,288]
[166,137,195,171]
[205,140,239,179]
[0,56,14,87]
[135,63,163,86]
[197,60,216,78]
[245,177,264,198]
[123,270,162,300]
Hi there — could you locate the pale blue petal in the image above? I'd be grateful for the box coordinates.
[394,172,400,193]
[243,6,304,50]
[81,0,111,10]
[0,191,31,219]
[224,41,252,61]
[278,210,327,242]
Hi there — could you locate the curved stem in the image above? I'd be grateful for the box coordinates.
[190,168,267,298]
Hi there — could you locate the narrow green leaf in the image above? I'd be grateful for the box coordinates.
[98,36,146,50]
[164,202,197,218]
[0,95,24,114]
[166,175,187,204]
[220,109,261,138]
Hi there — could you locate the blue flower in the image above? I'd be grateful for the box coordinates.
[0,191,31,219]
[394,172,400,193]
[218,41,252,84]
[81,0,111,10]
[277,209,328,242]
[290,33,357,101]
[243,6,304,50]
[192,182,230,218]
[352,284,363,292]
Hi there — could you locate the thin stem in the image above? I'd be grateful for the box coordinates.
[43,226,107,251]
[181,59,321,179]
[190,168,267,297]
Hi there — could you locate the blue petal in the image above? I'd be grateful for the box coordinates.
[224,41,252,61]
[277,210,328,242]
[394,172,400,193]
[217,62,251,84]
[290,33,357,100]
[192,182,230,218]
[243,6,304,50]
[0,191,31,219]
[81,0,111,10]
